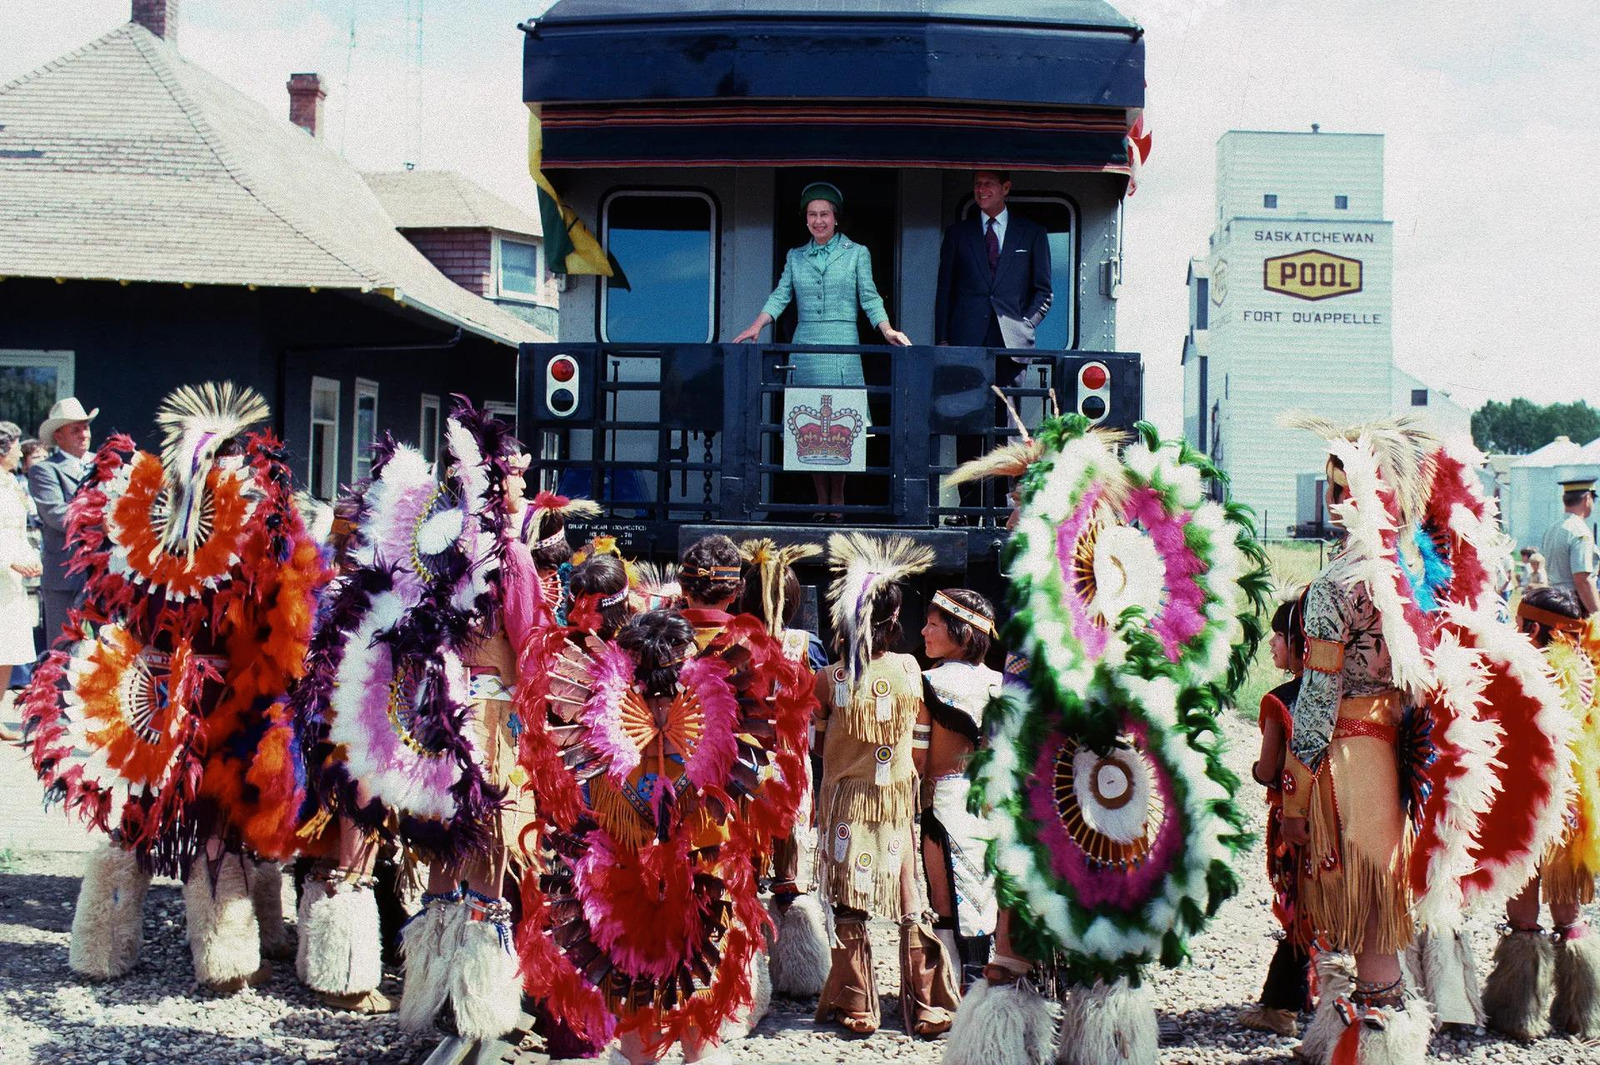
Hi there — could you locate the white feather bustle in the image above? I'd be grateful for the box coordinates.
[251,861,293,961]
[445,913,521,1041]
[300,881,384,996]
[1482,929,1554,1041]
[1446,602,1577,914]
[398,895,463,1032]
[184,854,263,989]
[69,842,149,980]
[1405,924,1484,1028]
[1055,979,1158,1065]
[1553,931,1600,1039]
[1297,953,1355,1065]
[767,893,830,997]
[1412,632,1501,928]
[942,977,1061,1065]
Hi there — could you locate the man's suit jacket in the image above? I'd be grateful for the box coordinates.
[28,449,87,593]
[934,211,1053,348]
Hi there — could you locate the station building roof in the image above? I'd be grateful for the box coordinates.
[0,23,545,347]
[522,0,1144,175]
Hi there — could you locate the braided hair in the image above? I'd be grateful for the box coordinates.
[618,609,696,698]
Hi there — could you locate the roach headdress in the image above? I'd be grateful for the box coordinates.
[825,532,933,693]
[740,537,821,637]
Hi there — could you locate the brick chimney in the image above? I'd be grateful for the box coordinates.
[287,73,326,139]
[131,0,178,42]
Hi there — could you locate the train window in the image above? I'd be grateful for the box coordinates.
[600,191,717,343]
[1335,195,1349,210]
[1263,194,1278,208]
[961,194,1078,350]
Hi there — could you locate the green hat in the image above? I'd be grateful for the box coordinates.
[800,182,843,210]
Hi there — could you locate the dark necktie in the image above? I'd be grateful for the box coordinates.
[985,217,1000,275]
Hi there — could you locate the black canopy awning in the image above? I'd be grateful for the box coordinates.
[522,0,1144,173]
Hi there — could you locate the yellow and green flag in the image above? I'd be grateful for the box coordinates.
[528,108,627,288]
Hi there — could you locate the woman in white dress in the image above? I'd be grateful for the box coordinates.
[0,420,41,742]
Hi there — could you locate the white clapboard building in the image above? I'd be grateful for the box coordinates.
[1181,129,1468,535]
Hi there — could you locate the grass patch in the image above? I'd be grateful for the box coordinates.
[0,846,17,872]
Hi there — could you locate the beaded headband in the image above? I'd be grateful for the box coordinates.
[932,590,995,637]
[681,564,742,582]
[599,587,629,608]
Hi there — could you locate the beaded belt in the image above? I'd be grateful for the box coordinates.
[1333,691,1401,744]
[468,671,513,702]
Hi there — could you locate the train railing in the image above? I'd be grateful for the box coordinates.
[517,342,1141,561]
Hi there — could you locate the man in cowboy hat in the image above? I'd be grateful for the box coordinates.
[28,397,97,642]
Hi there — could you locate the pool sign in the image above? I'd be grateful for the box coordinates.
[1263,249,1362,301]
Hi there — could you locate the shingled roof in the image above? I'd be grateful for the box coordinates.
[364,170,543,239]
[0,22,546,347]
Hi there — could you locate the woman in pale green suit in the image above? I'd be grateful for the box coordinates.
[736,183,911,511]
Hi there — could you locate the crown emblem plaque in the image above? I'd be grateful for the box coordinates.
[782,389,868,472]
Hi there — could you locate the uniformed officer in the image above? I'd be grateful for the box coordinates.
[1540,477,1598,614]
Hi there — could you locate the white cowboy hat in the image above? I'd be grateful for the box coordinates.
[38,397,99,444]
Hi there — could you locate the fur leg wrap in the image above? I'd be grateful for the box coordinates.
[1298,953,1356,1065]
[1482,929,1555,1041]
[252,861,294,961]
[443,893,521,1041]
[944,977,1061,1065]
[1056,979,1158,1065]
[1552,927,1600,1039]
[1340,996,1434,1065]
[767,893,830,997]
[1410,925,1484,1028]
[721,948,773,1041]
[398,889,464,1033]
[184,854,264,990]
[68,842,150,981]
[301,879,384,996]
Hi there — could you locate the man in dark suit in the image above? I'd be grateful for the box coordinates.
[29,397,96,644]
[934,170,1053,362]
[935,171,1053,517]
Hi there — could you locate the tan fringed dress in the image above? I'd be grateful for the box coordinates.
[1283,550,1415,956]
[814,652,922,916]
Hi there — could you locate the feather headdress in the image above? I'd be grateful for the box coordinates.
[627,560,681,614]
[740,538,821,636]
[153,382,271,557]
[1277,411,1440,527]
[826,532,933,692]
[527,490,603,547]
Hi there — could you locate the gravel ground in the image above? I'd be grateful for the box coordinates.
[3,710,1598,1064]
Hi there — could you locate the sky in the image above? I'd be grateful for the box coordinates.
[4,0,1597,435]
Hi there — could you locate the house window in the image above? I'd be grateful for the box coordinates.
[1263,194,1278,208]
[1411,388,1428,407]
[486,400,518,438]
[309,376,340,501]
[353,378,379,482]
[1334,195,1349,210]
[601,190,718,343]
[498,237,543,302]
[419,393,441,468]
[961,194,1079,349]
[1195,278,1209,330]
[0,349,75,440]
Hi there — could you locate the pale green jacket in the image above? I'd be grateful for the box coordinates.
[760,235,889,328]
